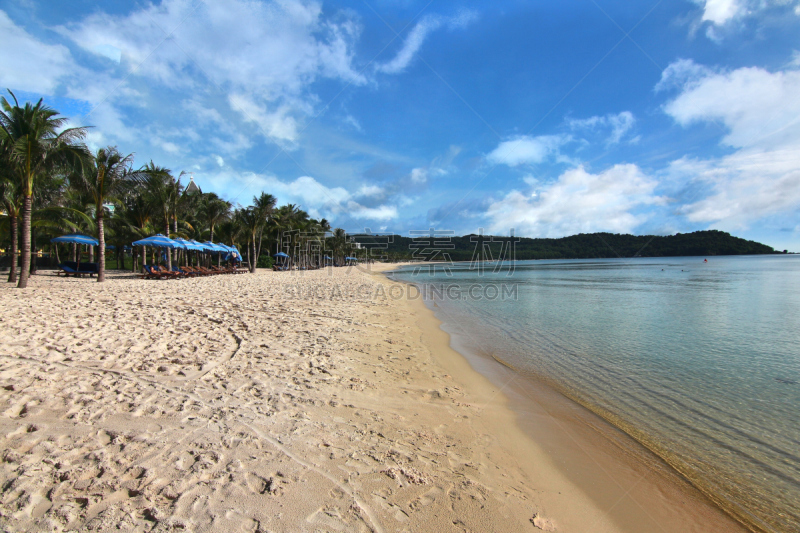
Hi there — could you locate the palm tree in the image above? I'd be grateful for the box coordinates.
[0,142,21,283]
[253,192,276,265]
[139,162,175,269]
[331,228,348,266]
[201,192,231,243]
[74,147,136,282]
[0,91,88,288]
[237,207,260,272]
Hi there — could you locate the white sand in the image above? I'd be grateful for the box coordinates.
[0,266,742,532]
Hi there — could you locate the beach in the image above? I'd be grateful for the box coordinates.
[0,265,745,532]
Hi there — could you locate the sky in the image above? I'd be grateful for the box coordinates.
[1,0,799,251]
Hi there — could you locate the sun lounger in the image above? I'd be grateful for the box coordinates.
[155,266,181,278]
[57,262,98,277]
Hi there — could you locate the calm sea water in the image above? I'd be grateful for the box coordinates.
[389,255,800,533]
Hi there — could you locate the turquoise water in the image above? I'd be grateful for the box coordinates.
[388,256,800,533]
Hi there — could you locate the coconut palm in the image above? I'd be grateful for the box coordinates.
[201,192,232,243]
[72,147,138,282]
[0,147,21,283]
[252,192,276,264]
[0,91,89,288]
[138,162,177,269]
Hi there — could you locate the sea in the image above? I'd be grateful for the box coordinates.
[387,255,800,533]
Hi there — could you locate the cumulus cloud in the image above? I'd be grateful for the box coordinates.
[486,135,571,167]
[692,0,800,37]
[484,164,664,237]
[663,60,800,229]
[671,151,800,229]
[210,172,397,223]
[655,59,715,92]
[664,62,800,150]
[696,0,745,25]
[56,0,366,146]
[0,11,74,94]
[568,111,636,145]
[376,11,477,74]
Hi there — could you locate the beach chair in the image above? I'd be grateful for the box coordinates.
[155,265,181,278]
[138,265,164,279]
[179,266,199,277]
[172,266,192,277]
[57,264,79,277]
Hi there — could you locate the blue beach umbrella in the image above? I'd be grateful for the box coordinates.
[132,234,181,249]
[51,234,99,246]
[274,252,289,258]
[203,241,227,253]
[51,234,99,271]
[174,238,204,251]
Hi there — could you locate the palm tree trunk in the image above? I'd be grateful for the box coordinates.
[97,213,106,282]
[71,243,76,262]
[165,221,172,270]
[7,215,17,283]
[17,196,32,288]
[251,236,257,273]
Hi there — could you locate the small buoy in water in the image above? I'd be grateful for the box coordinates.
[704,258,708,263]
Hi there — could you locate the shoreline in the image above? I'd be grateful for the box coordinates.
[377,264,750,532]
[0,265,748,532]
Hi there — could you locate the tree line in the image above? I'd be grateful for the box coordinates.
[351,230,778,261]
[0,91,357,288]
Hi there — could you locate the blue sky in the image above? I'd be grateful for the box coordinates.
[2,0,800,250]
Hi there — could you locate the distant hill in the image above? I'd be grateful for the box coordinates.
[350,230,777,261]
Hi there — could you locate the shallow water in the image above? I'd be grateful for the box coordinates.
[389,255,800,532]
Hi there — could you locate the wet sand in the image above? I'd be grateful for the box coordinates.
[0,265,745,532]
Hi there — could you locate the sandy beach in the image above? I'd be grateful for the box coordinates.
[0,265,745,532]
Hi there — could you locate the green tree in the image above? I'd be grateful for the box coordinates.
[0,91,88,288]
[73,147,136,282]
[0,139,21,282]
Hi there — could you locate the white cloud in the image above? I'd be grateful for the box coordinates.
[209,172,396,222]
[347,202,397,220]
[410,168,427,183]
[485,164,664,237]
[377,17,441,74]
[57,0,367,146]
[664,63,800,150]
[671,150,800,228]
[214,155,225,167]
[486,135,571,167]
[663,60,800,229]
[655,59,714,92]
[343,114,362,131]
[376,12,477,74]
[0,11,74,94]
[692,0,800,31]
[357,184,383,197]
[91,43,121,63]
[228,93,299,144]
[696,0,744,25]
[162,141,180,154]
[568,111,636,145]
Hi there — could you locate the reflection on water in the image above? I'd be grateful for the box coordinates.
[390,255,800,533]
